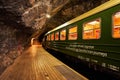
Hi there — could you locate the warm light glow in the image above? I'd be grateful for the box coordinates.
[84,20,100,30]
[69,26,77,33]
[31,38,35,45]
[115,12,120,18]
[68,26,77,40]
[88,21,99,25]
[60,29,66,40]
[46,14,51,18]
[83,19,101,39]
[51,33,54,41]
[55,32,59,40]
[113,11,120,38]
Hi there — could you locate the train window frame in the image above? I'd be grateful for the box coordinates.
[60,29,66,40]
[68,26,78,40]
[83,18,101,40]
[55,31,59,40]
[112,11,120,38]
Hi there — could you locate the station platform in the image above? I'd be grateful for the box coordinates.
[0,44,88,80]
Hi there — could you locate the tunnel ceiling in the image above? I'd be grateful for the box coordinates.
[0,0,109,38]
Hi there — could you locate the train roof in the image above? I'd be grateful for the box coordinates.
[45,0,120,35]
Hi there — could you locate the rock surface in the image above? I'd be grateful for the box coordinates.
[0,22,29,75]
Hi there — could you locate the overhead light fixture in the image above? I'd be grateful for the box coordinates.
[46,14,51,18]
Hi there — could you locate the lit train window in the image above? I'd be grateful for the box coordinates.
[60,29,66,40]
[51,33,54,41]
[55,32,59,40]
[83,19,101,39]
[47,35,50,41]
[68,26,77,40]
[113,11,120,38]
[48,35,51,41]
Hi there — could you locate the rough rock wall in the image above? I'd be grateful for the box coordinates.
[0,0,33,24]
[0,22,30,75]
[45,0,109,30]
[0,0,69,31]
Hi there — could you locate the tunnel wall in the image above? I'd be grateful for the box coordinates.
[0,22,30,75]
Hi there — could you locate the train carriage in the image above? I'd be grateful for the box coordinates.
[43,0,120,77]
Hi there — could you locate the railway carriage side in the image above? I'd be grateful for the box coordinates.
[44,2,120,77]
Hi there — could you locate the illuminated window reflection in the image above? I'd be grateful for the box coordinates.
[47,35,51,41]
[60,29,66,40]
[113,11,120,38]
[51,33,54,41]
[83,19,101,39]
[55,32,59,40]
[68,26,77,40]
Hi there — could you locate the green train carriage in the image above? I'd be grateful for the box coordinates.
[43,0,120,77]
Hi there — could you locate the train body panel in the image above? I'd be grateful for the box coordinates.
[43,0,120,77]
